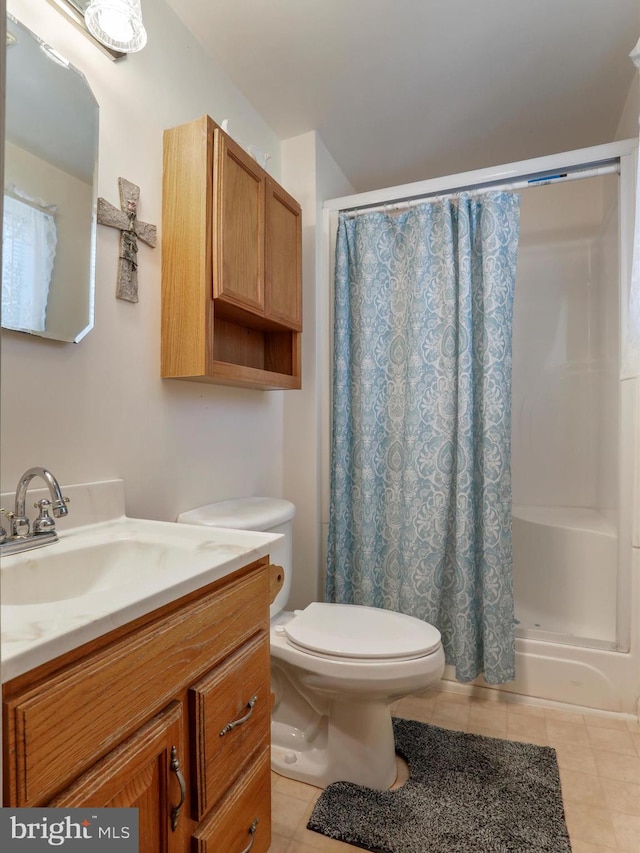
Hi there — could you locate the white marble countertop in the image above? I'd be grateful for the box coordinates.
[0,480,280,682]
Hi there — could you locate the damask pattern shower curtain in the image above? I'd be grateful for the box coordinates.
[327,193,521,683]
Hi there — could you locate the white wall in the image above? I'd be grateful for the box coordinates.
[615,73,640,142]
[280,131,354,609]
[1,0,286,522]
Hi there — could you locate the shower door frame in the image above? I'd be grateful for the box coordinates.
[322,138,638,710]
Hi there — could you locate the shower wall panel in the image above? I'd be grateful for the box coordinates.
[512,241,598,507]
[592,186,620,527]
[511,177,617,512]
[511,175,620,646]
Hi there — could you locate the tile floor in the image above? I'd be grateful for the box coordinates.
[269,689,640,852]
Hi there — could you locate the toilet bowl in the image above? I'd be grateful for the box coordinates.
[177,498,445,789]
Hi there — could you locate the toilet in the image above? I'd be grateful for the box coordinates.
[177,498,445,789]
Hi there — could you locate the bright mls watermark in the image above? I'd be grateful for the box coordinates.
[0,809,138,850]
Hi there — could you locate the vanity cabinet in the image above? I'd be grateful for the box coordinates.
[162,115,302,390]
[2,558,272,853]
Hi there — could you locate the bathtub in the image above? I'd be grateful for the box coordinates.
[442,505,634,712]
[512,505,618,644]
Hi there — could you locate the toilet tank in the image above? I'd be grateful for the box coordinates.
[176,498,295,618]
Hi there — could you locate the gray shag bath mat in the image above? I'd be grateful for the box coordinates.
[307,717,572,853]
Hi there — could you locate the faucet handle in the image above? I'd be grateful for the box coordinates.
[0,508,6,543]
[33,499,56,535]
[6,509,30,538]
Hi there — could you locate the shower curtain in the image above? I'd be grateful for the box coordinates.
[327,193,520,683]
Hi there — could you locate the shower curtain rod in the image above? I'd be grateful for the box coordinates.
[343,163,619,217]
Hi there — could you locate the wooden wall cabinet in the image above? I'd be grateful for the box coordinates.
[3,559,272,853]
[162,115,302,390]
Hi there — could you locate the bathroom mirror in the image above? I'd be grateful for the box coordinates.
[3,14,98,343]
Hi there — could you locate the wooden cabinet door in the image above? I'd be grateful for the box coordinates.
[265,177,302,330]
[213,130,265,316]
[50,702,186,853]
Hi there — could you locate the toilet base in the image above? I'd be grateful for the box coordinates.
[270,617,445,789]
[271,698,398,790]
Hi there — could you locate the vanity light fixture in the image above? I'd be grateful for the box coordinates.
[45,0,124,60]
[84,0,147,53]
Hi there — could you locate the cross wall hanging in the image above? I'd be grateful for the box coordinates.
[97,177,157,303]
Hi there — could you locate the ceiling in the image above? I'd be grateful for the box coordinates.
[167,0,640,193]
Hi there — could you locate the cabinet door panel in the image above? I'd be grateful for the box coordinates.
[265,178,302,330]
[50,701,184,853]
[214,131,265,315]
[189,633,270,820]
[192,747,270,853]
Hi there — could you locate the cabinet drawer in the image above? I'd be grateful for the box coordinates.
[189,633,270,819]
[191,746,271,853]
[5,567,268,806]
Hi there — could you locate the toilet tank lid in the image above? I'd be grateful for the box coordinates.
[177,497,295,531]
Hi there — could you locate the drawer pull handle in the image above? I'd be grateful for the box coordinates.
[169,745,186,831]
[240,818,259,853]
[219,695,258,736]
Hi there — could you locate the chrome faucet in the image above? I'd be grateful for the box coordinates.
[1,467,70,556]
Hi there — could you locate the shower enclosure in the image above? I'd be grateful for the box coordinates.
[324,139,638,713]
[512,174,620,649]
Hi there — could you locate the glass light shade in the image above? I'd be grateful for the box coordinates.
[84,0,147,53]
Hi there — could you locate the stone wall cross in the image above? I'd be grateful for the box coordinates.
[97,177,157,303]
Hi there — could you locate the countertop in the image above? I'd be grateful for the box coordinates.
[0,480,280,682]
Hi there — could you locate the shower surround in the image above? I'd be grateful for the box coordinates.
[323,140,639,715]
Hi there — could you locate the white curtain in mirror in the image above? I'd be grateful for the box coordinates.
[2,192,57,332]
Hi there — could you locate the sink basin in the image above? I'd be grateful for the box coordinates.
[1,519,271,606]
[2,538,199,605]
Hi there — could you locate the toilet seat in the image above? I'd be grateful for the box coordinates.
[283,602,441,661]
